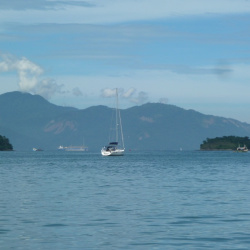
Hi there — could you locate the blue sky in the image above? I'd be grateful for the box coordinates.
[0,0,250,123]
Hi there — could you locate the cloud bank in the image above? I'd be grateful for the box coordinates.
[101,88,148,105]
[1,0,250,25]
[0,0,94,10]
[0,53,63,99]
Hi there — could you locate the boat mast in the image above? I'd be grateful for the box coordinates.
[119,107,125,149]
[116,88,125,149]
[115,88,118,142]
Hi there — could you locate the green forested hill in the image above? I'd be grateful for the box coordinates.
[1,91,250,151]
[0,135,13,151]
[200,136,250,150]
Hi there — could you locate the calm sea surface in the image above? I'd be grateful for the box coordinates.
[1,150,250,249]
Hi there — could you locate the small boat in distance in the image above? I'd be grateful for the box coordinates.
[33,148,43,151]
[101,88,125,156]
[236,144,248,152]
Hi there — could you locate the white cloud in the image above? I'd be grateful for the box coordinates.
[101,88,117,98]
[0,53,63,99]
[16,57,43,92]
[101,87,148,105]
[33,78,64,100]
[57,61,250,105]
[101,87,136,99]
[130,91,149,104]
[49,62,250,122]
[122,88,136,98]
[0,54,43,92]
[0,61,10,71]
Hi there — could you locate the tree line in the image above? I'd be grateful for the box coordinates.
[200,136,250,150]
[0,135,13,151]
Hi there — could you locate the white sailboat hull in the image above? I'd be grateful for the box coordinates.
[101,148,124,156]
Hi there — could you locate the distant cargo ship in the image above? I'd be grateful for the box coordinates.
[58,145,88,151]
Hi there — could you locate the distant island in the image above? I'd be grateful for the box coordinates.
[0,135,13,151]
[200,136,250,150]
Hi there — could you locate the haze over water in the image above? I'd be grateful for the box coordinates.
[1,150,250,249]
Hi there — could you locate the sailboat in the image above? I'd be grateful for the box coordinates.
[101,89,125,156]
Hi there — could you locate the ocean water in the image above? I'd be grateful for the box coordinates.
[1,150,250,249]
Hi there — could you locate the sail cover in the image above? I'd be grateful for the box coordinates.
[109,142,118,145]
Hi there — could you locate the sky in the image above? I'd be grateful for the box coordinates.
[0,0,250,123]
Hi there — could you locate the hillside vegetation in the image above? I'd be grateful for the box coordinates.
[1,91,250,150]
[0,135,13,151]
[200,136,250,150]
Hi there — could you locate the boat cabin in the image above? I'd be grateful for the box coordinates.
[105,142,118,151]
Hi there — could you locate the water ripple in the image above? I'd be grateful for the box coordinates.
[1,151,250,249]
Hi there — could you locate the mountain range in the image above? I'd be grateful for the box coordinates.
[0,91,250,151]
